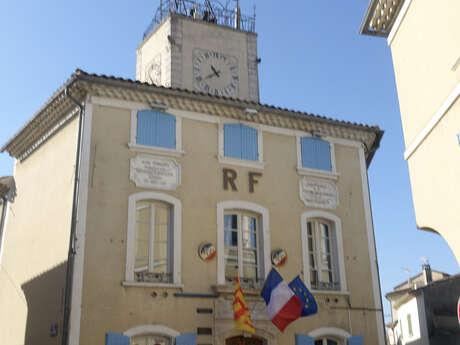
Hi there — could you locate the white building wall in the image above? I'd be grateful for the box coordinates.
[396,296,428,345]
[416,294,429,342]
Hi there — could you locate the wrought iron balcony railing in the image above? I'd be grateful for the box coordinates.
[143,0,256,39]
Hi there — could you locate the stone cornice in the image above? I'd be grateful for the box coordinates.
[1,70,383,165]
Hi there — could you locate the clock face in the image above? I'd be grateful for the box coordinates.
[193,49,239,98]
[145,55,161,85]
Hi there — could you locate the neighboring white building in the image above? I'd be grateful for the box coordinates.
[385,265,460,345]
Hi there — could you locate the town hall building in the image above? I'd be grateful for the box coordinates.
[0,2,384,345]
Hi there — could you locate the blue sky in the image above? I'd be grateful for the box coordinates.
[1,0,458,321]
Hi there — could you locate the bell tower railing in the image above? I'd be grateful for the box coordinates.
[143,0,256,39]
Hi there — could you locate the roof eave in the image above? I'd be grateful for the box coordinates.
[0,72,79,153]
[359,0,405,38]
[2,70,383,163]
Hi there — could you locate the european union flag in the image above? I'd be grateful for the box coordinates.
[288,275,318,317]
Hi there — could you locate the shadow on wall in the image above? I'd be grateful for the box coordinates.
[405,335,460,345]
[21,261,67,345]
[423,275,460,345]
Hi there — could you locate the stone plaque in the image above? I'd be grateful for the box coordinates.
[130,155,181,190]
[299,177,338,209]
[215,299,269,321]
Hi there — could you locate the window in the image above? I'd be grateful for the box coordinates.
[135,200,172,283]
[307,219,339,290]
[137,110,175,149]
[300,137,332,171]
[224,211,261,284]
[131,334,171,345]
[125,192,182,286]
[223,123,260,161]
[217,201,270,286]
[129,109,183,155]
[123,325,181,345]
[307,327,352,345]
[301,211,347,292]
[399,319,403,338]
[407,314,413,337]
[315,338,339,345]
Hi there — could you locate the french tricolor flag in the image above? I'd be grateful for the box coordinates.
[260,268,302,332]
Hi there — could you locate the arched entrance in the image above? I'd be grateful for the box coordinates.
[226,336,265,345]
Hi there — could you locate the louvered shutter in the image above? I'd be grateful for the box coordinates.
[224,123,242,159]
[347,335,364,345]
[157,111,176,149]
[137,110,175,149]
[301,137,332,171]
[241,124,258,161]
[105,333,130,345]
[175,333,197,345]
[295,334,314,345]
[137,110,158,146]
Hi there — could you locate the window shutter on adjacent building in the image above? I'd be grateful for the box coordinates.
[175,333,197,345]
[224,123,258,161]
[295,334,315,345]
[301,137,332,171]
[347,335,364,345]
[105,333,130,345]
[137,110,175,149]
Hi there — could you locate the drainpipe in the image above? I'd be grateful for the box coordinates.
[364,168,388,345]
[61,85,85,345]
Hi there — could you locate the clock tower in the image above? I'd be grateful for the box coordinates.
[136,0,260,102]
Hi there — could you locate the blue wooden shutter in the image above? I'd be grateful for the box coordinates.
[105,333,130,345]
[224,123,242,159]
[301,137,332,171]
[295,334,314,345]
[347,335,364,345]
[224,123,258,161]
[137,110,175,149]
[137,110,158,146]
[157,111,176,149]
[175,333,197,345]
[241,124,258,161]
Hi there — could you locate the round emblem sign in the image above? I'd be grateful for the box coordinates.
[457,297,460,326]
[198,243,217,261]
[271,249,287,267]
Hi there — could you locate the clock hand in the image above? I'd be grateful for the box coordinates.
[204,72,217,80]
[210,65,221,77]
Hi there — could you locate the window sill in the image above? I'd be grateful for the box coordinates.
[122,281,184,289]
[128,143,185,158]
[218,156,265,169]
[213,284,263,296]
[310,289,350,296]
[297,167,339,180]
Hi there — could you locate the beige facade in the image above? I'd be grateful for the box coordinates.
[0,71,384,345]
[1,5,384,345]
[0,118,78,345]
[361,0,460,264]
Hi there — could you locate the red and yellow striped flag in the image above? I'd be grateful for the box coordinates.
[233,273,255,334]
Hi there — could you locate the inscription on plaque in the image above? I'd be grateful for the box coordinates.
[299,177,338,209]
[130,155,181,190]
